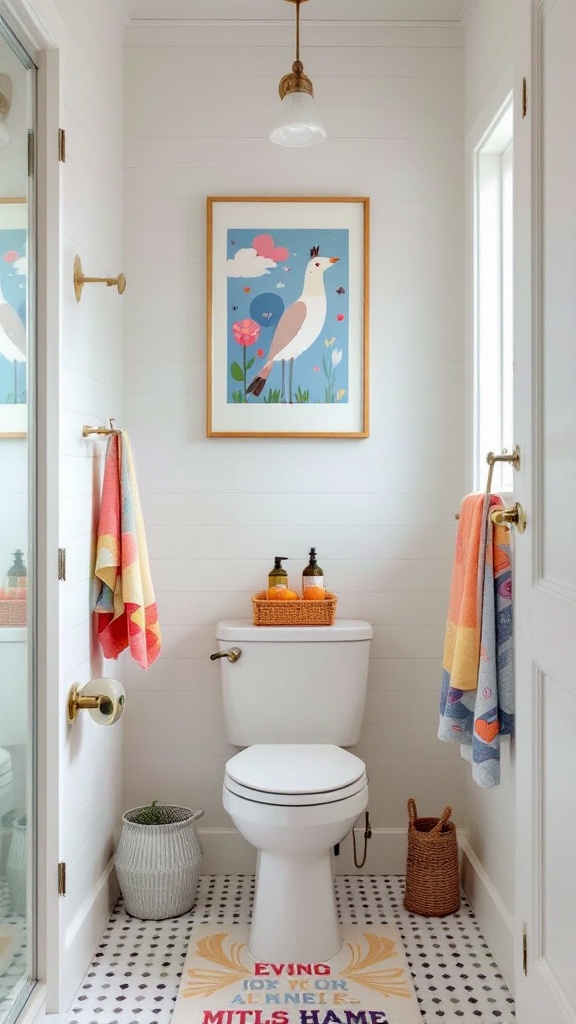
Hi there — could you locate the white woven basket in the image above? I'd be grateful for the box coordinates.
[115,805,204,920]
[6,816,27,917]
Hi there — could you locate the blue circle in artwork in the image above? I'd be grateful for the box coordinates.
[249,292,285,329]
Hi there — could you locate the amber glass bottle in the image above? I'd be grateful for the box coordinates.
[302,548,324,593]
[268,556,289,592]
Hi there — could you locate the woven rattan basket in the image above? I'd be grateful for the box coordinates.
[252,591,337,626]
[404,797,460,916]
[115,805,203,920]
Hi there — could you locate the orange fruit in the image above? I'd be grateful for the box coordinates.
[302,586,326,601]
[267,588,299,601]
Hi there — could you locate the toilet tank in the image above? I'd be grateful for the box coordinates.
[214,620,372,746]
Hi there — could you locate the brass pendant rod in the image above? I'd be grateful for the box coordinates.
[295,0,300,64]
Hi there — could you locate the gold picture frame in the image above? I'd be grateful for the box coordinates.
[206,196,369,438]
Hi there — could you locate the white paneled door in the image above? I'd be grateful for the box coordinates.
[514,0,576,1020]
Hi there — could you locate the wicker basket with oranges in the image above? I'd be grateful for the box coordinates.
[252,589,337,627]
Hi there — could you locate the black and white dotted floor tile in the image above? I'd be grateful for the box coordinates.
[48,875,514,1024]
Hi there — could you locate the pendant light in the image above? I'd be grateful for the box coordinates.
[269,0,326,148]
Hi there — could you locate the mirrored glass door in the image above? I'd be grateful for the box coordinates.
[0,14,36,1022]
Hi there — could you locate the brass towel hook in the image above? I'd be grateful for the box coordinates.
[74,255,127,302]
[484,445,520,494]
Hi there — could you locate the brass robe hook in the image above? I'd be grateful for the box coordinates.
[74,255,126,302]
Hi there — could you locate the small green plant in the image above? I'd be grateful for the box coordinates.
[232,389,243,403]
[133,799,163,824]
[263,387,282,403]
[294,386,309,403]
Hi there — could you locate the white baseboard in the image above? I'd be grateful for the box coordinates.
[13,984,47,1024]
[459,836,514,995]
[60,857,120,1010]
[198,827,409,876]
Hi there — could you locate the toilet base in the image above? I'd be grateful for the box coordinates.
[249,849,341,964]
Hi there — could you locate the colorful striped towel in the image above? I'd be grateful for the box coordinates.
[438,493,514,787]
[94,432,161,669]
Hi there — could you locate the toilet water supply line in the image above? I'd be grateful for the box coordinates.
[352,810,372,868]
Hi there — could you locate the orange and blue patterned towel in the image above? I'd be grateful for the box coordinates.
[94,432,161,669]
[439,493,514,787]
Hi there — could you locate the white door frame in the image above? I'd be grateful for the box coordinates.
[514,0,576,1019]
[1,1,63,1016]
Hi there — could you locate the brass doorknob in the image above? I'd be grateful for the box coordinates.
[490,502,526,533]
[209,647,242,663]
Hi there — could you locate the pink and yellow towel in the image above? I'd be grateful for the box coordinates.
[439,493,515,787]
[94,432,161,669]
[441,494,488,693]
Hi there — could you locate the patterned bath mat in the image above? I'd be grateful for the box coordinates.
[172,924,423,1024]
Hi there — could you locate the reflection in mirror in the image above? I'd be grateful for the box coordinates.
[0,13,35,1023]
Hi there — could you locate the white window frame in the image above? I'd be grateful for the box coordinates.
[473,97,514,493]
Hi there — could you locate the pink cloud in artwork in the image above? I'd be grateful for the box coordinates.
[252,233,289,263]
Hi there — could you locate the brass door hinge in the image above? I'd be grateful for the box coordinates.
[58,128,66,162]
[27,130,34,176]
[58,548,66,581]
[522,78,528,119]
[58,861,66,896]
[522,924,528,976]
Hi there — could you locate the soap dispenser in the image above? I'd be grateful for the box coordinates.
[268,556,289,593]
[302,547,324,593]
[5,549,26,591]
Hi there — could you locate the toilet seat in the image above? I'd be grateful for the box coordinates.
[224,743,367,806]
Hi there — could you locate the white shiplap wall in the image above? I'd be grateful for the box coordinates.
[19,0,126,1006]
[460,0,515,991]
[123,20,466,871]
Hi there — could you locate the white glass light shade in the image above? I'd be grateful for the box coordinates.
[0,120,9,146]
[269,91,326,148]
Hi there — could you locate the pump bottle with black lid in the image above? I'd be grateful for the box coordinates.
[302,547,324,593]
[268,556,289,592]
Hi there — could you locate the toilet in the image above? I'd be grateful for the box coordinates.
[213,618,372,964]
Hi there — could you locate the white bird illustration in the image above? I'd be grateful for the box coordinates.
[246,245,339,403]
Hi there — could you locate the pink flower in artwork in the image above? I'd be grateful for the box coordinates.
[232,318,261,347]
[313,366,320,372]
[257,348,264,358]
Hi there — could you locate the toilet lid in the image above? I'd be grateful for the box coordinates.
[225,744,365,796]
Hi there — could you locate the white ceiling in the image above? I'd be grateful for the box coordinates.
[124,0,467,23]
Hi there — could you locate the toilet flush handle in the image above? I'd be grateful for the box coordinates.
[209,647,242,663]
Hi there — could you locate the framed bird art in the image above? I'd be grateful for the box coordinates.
[206,196,369,438]
[0,198,27,438]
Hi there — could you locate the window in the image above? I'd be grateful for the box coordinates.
[474,100,514,492]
